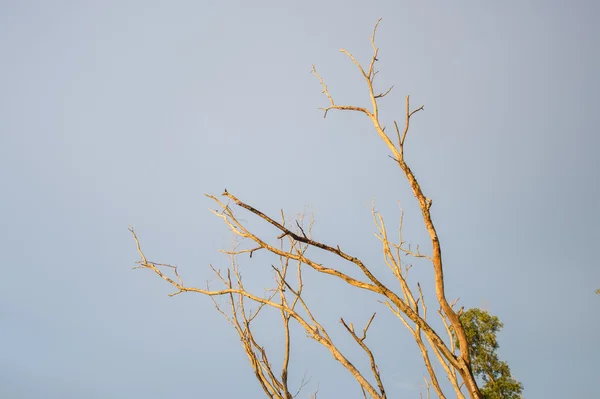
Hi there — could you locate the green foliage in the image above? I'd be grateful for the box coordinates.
[459,308,524,399]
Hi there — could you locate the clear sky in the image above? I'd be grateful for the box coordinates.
[1,1,599,398]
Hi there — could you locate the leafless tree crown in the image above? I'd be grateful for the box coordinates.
[131,19,483,399]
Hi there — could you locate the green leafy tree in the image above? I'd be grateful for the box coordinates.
[459,309,524,399]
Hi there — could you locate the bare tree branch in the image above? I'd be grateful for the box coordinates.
[311,20,481,398]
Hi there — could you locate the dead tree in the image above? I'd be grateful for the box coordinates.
[131,19,483,399]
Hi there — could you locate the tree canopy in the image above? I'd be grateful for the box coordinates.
[459,309,524,399]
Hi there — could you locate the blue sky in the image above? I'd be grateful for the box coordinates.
[1,1,599,398]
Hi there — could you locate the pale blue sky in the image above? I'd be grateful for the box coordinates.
[1,1,599,398]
